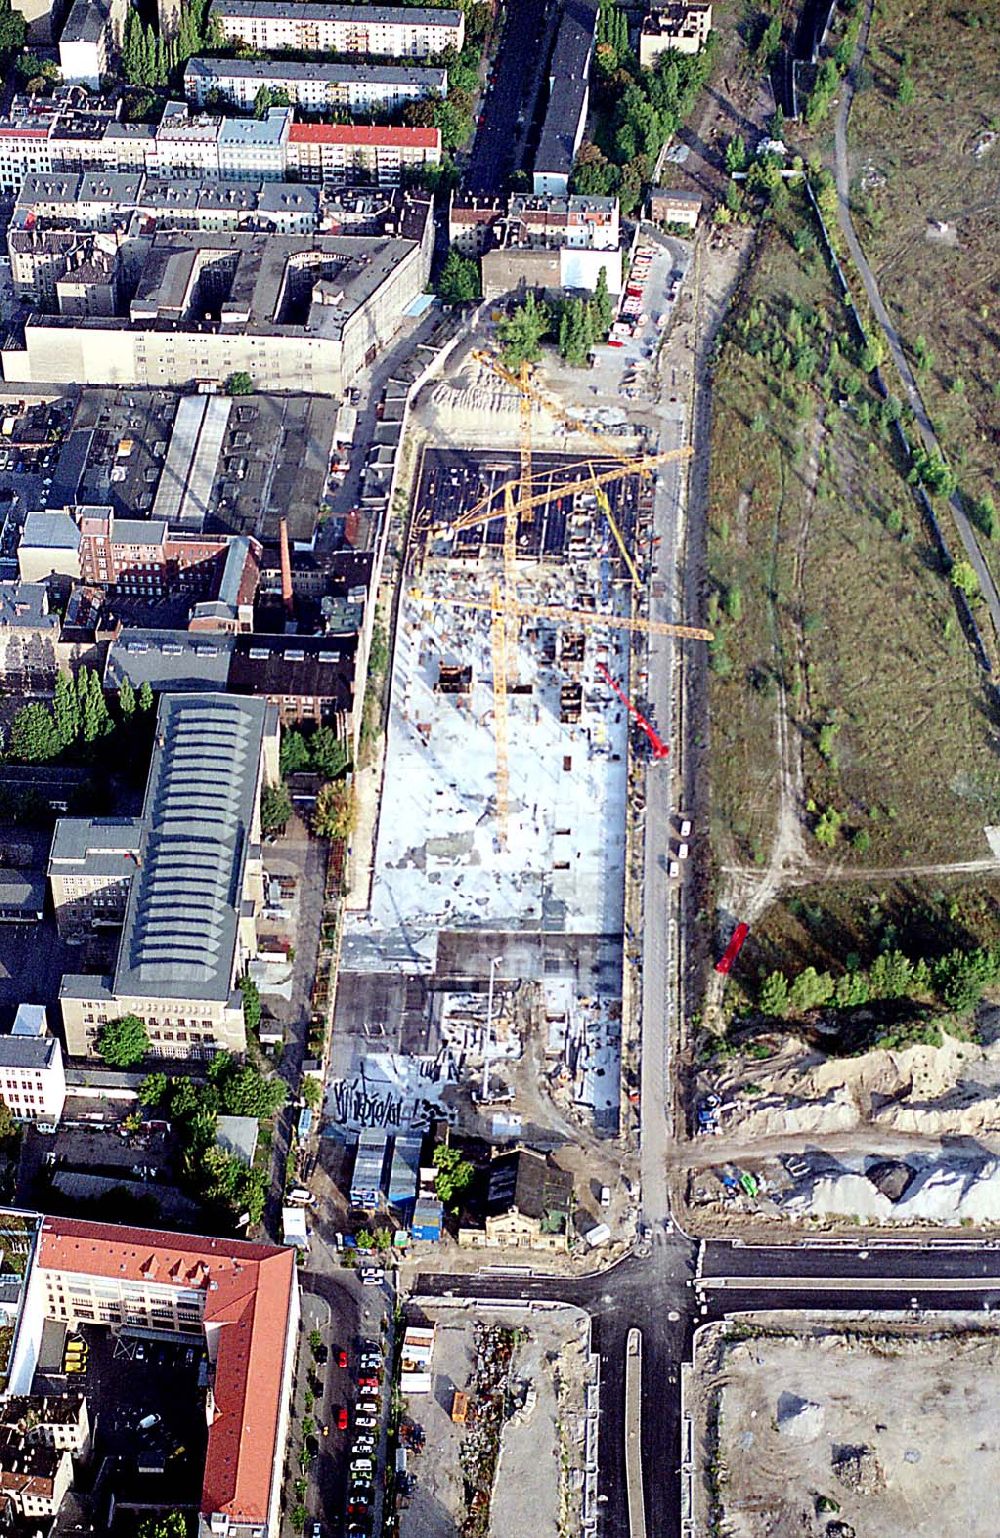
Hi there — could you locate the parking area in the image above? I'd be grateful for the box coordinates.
[35,1322,208,1509]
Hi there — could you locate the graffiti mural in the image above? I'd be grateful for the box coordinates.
[325,1051,456,1133]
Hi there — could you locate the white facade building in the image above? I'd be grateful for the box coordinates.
[0,1008,65,1131]
[210,0,463,56]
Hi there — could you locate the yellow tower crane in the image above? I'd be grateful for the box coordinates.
[412,448,709,843]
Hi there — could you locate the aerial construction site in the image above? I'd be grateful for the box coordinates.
[333,345,700,1155]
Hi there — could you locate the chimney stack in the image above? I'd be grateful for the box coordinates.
[279,516,294,620]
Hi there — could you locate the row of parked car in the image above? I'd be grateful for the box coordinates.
[344,1341,384,1535]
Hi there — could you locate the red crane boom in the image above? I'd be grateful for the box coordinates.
[596,662,670,761]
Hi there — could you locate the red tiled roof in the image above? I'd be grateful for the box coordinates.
[289,123,439,149]
[38,1217,296,1526]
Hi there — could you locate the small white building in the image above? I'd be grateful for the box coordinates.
[0,1008,65,1130]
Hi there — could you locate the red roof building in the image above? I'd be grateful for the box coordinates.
[287,122,441,185]
[37,1217,299,1536]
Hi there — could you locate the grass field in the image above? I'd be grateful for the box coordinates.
[847,0,1000,546]
[707,189,1000,873]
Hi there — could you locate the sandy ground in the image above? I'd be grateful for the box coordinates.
[692,1318,1000,1538]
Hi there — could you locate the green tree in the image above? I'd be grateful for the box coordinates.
[137,679,155,713]
[754,12,781,70]
[933,946,999,1012]
[0,1097,16,1142]
[908,445,956,498]
[972,494,997,539]
[240,976,262,1038]
[253,84,274,117]
[496,291,551,369]
[437,247,481,305]
[225,371,254,396]
[218,1064,287,1119]
[867,949,916,1000]
[138,1072,168,1108]
[261,781,292,833]
[724,133,748,174]
[788,967,834,1012]
[52,671,80,749]
[814,805,843,848]
[571,141,617,197]
[759,970,790,1017]
[97,1014,150,1067]
[950,559,979,600]
[308,726,349,779]
[0,0,27,57]
[118,675,136,719]
[280,730,312,776]
[312,780,356,840]
[592,265,614,335]
[432,1141,475,1205]
[138,1514,194,1538]
[9,703,61,762]
[301,1076,322,1110]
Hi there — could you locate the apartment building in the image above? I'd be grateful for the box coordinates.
[0,100,292,193]
[34,1216,299,1538]
[210,0,464,55]
[3,218,433,393]
[184,57,447,115]
[448,191,619,255]
[58,0,129,88]
[533,0,599,196]
[638,1,712,66]
[58,692,279,1062]
[0,1006,66,1130]
[288,123,441,185]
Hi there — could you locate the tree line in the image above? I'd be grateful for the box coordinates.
[494,270,615,369]
[6,668,153,764]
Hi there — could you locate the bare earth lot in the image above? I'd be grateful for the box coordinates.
[692,1319,1000,1538]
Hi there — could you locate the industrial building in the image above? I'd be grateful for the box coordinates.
[57,692,280,1061]
[2,208,434,392]
[184,57,447,115]
[0,1212,300,1538]
[209,0,464,56]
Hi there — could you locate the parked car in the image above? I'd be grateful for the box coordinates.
[358,1399,379,1416]
[336,1348,349,1368]
[138,1413,161,1432]
[358,1375,380,1390]
[350,1458,374,1475]
[354,1415,377,1430]
[361,1269,385,1287]
[336,1407,349,1431]
[352,1436,376,1453]
[679,816,692,838]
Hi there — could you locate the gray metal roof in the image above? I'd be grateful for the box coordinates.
[104,630,234,693]
[113,693,268,1002]
[535,0,599,177]
[0,582,58,632]
[0,1035,58,1071]
[185,56,445,87]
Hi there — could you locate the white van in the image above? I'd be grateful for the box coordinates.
[287,1188,317,1207]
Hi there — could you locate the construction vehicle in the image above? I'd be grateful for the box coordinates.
[595,662,669,760]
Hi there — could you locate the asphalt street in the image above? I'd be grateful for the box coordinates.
[464,0,553,194]
[414,1233,1000,1537]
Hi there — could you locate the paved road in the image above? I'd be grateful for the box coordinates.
[414,1234,1000,1536]
[833,0,1000,637]
[463,0,552,194]
[639,418,688,1225]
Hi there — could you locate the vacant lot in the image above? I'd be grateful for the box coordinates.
[707,198,1000,873]
[693,1320,1000,1538]
[847,0,1000,550]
